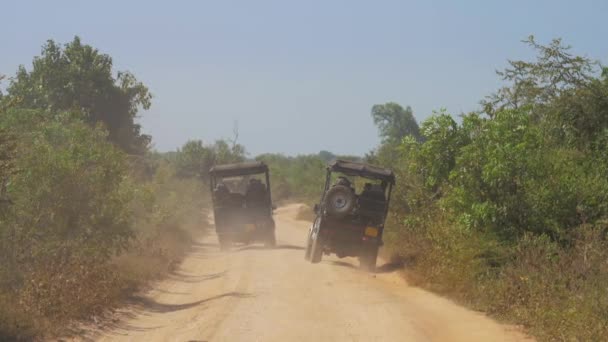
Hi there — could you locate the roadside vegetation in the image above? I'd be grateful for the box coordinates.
[256,151,361,204]
[369,37,608,341]
[2,34,606,341]
[0,38,243,340]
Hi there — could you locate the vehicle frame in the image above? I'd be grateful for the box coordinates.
[305,159,395,271]
[209,161,276,250]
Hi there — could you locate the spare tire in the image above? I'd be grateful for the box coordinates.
[324,185,356,218]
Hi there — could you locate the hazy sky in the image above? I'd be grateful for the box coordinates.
[2,0,607,156]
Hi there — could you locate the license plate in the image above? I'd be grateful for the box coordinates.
[364,227,378,237]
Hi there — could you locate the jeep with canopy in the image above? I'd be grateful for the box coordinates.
[209,161,276,250]
[305,159,395,271]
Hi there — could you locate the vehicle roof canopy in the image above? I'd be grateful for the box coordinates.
[328,159,395,184]
[209,161,269,177]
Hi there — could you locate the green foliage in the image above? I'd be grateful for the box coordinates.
[7,37,152,154]
[0,110,210,339]
[318,150,336,162]
[371,102,421,143]
[402,110,462,192]
[367,103,422,169]
[483,36,597,115]
[174,139,246,180]
[256,153,326,203]
[175,140,214,179]
[0,108,133,260]
[0,108,136,336]
[481,36,608,153]
[3,31,607,341]
[446,109,542,238]
[0,128,16,206]
[0,38,211,340]
[546,73,608,150]
[380,38,608,341]
[255,151,359,204]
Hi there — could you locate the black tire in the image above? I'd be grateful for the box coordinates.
[304,226,314,261]
[310,231,324,264]
[305,217,321,260]
[359,244,379,272]
[325,185,356,218]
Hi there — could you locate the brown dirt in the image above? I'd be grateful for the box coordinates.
[78,204,532,341]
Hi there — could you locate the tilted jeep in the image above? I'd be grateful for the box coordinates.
[209,161,276,250]
[305,160,395,271]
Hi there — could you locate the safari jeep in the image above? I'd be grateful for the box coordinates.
[305,160,395,271]
[209,161,276,250]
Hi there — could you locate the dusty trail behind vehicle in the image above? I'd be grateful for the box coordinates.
[86,204,531,341]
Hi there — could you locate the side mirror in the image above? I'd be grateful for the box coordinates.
[313,204,320,214]
[272,204,277,211]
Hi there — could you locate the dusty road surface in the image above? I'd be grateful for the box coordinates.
[86,204,531,342]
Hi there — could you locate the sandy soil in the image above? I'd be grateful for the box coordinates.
[83,204,531,342]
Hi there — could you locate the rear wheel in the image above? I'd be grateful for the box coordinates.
[310,231,324,264]
[304,227,313,260]
[359,244,379,272]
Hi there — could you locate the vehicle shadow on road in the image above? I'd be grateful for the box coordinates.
[375,261,404,274]
[329,260,357,269]
[167,270,227,284]
[234,244,305,252]
[328,260,403,274]
[72,321,164,342]
[129,291,254,314]
[79,292,254,340]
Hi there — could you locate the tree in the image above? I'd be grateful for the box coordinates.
[482,37,608,152]
[547,69,608,151]
[371,102,421,143]
[213,139,246,165]
[482,36,597,116]
[175,140,212,179]
[0,107,134,265]
[318,150,336,162]
[7,37,152,154]
[175,139,246,180]
[411,111,462,192]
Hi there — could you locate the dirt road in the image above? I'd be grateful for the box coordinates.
[88,204,530,342]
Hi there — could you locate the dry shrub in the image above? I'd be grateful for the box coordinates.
[482,225,608,341]
[386,217,608,341]
[0,255,122,339]
[0,222,203,340]
[114,221,204,289]
[386,212,494,296]
[0,163,206,340]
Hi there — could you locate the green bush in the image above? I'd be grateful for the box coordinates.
[256,153,326,204]
[0,109,135,336]
[0,38,211,340]
[0,109,210,339]
[383,107,608,340]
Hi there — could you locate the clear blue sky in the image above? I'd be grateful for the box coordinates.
[2,0,607,156]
